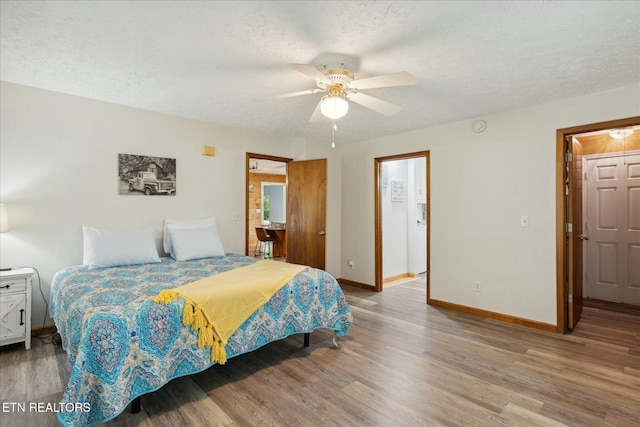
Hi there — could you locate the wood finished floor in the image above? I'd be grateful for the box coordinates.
[1,280,638,427]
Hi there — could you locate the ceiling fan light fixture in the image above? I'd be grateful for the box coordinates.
[320,95,349,120]
[609,128,633,139]
[284,64,416,123]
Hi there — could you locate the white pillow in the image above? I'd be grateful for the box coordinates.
[167,225,225,261]
[83,226,161,268]
[162,216,217,253]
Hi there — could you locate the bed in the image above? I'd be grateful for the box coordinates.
[50,254,353,427]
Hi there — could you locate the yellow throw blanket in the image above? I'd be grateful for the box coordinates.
[153,260,306,364]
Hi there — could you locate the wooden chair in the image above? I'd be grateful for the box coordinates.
[254,227,280,258]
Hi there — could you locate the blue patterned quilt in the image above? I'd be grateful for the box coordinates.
[50,255,353,427]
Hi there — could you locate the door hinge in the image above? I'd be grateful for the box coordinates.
[565,152,573,162]
[566,223,573,233]
[567,294,573,303]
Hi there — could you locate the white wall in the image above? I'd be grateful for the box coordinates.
[339,83,640,326]
[2,80,638,331]
[0,82,339,328]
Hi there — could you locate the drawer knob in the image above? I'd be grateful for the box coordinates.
[0,284,10,289]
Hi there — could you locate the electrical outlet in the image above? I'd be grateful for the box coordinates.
[231,212,240,221]
[473,281,481,292]
[348,260,354,269]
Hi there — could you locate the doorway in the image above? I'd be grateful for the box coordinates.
[555,117,640,333]
[374,151,430,297]
[245,153,292,257]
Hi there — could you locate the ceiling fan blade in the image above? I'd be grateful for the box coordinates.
[308,99,326,123]
[349,71,417,90]
[290,64,332,85]
[348,92,401,116]
[273,88,323,99]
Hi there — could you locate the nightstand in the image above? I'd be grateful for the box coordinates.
[0,268,33,350]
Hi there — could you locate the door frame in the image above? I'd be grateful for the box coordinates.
[245,153,293,256]
[555,116,639,333]
[374,151,430,297]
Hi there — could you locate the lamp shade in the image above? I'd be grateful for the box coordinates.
[0,204,8,233]
[320,96,349,120]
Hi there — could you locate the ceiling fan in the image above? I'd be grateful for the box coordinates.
[275,63,417,123]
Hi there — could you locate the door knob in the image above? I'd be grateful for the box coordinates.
[579,234,590,240]
[319,231,327,236]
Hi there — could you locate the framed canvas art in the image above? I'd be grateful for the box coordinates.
[118,154,176,196]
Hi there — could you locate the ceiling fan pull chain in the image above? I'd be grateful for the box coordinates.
[331,121,337,148]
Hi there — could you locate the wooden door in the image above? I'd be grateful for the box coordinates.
[567,138,583,328]
[584,153,640,305]
[286,159,327,269]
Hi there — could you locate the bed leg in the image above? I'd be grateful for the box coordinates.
[304,332,310,347]
[131,397,141,414]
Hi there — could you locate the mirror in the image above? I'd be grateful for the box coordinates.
[262,182,286,225]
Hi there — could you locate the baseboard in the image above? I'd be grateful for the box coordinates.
[32,324,57,336]
[429,299,557,333]
[383,272,418,283]
[337,278,376,291]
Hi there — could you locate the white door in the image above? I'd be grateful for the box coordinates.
[584,153,640,305]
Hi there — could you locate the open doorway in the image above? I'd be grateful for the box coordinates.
[374,151,430,297]
[245,153,292,258]
[577,132,640,306]
[556,117,640,332]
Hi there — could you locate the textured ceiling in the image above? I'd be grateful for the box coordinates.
[1,1,639,144]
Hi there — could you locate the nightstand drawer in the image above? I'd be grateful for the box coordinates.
[0,278,26,294]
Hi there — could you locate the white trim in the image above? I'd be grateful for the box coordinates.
[581,149,640,160]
